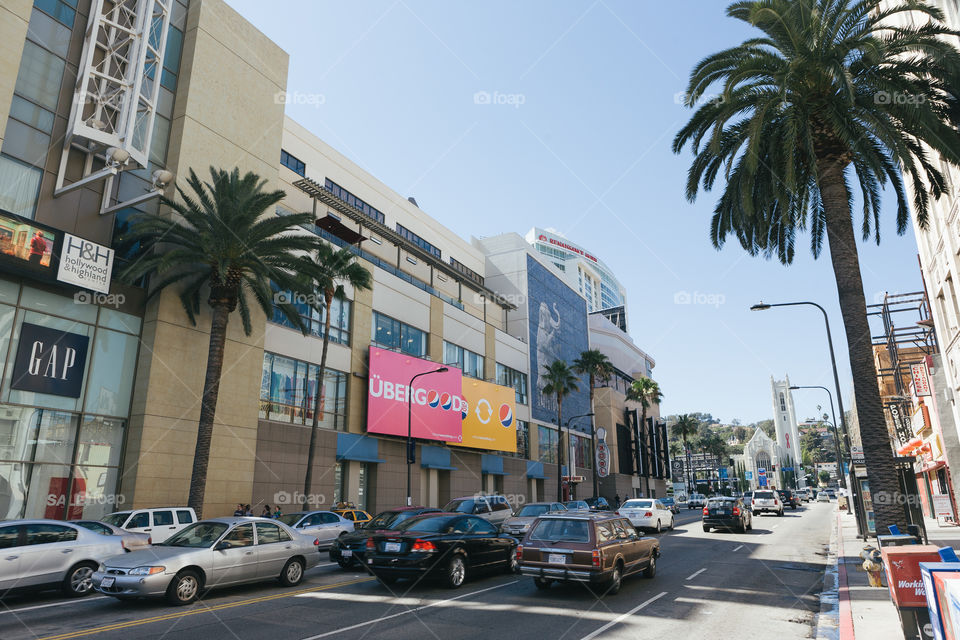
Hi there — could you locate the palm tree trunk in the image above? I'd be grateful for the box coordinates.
[640,405,650,498]
[589,378,599,499]
[819,159,907,532]
[556,397,564,502]
[188,302,231,517]
[303,290,334,507]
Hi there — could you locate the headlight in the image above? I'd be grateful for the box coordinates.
[128,566,166,576]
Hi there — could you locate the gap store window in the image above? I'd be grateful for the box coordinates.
[259,352,347,430]
[0,281,142,521]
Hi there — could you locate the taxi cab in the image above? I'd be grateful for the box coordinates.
[332,502,372,526]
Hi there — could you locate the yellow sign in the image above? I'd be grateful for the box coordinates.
[449,379,517,451]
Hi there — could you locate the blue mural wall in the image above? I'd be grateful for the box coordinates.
[526,254,591,428]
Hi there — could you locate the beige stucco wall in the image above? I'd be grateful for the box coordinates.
[0,0,32,148]
[122,0,290,518]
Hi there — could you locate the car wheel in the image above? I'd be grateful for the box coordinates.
[279,558,305,587]
[533,577,552,590]
[702,525,710,533]
[643,554,657,579]
[669,517,675,531]
[737,520,746,534]
[166,569,201,606]
[337,556,354,570]
[655,520,661,534]
[746,518,753,531]
[62,561,97,597]
[506,548,519,574]
[605,563,623,595]
[444,554,467,589]
[777,509,784,517]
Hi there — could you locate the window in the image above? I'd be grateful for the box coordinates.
[260,352,348,429]
[0,525,20,549]
[779,393,786,412]
[444,341,484,378]
[0,155,42,218]
[278,526,291,542]
[177,510,193,524]
[128,512,149,528]
[255,523,281,544]
[25,523,76,545]
[320,513,340,524]
[596,521,616,543]
[372,311,427,357]
[538,425,558,464]
[496,363,528,404]
[449,257,484,286]
[324,178,385,224]
[271,287,352,345]
[280,149,305,176]
[153,511,174,526]
[396,223,441,259]
[222,524,254,548]
[468,518,497,535]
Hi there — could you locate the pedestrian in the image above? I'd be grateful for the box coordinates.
[28,231,47,266]
[244,504,252,516]
[614,493,620,509]
[233,503,244,517]
[261,504,271,517]
[273,505,283,519]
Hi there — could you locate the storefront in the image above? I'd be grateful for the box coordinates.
[0,277,141,521]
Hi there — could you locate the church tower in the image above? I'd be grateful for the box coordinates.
[770,375,802,468]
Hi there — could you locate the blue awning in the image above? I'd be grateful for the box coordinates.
[421,445,457,470]
[481,454,510,476]
[336,433,385,463]
[527,460,548,479]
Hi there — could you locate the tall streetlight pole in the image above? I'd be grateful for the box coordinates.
[751,301,865,538]
[790,385,846,489]
[559,412,594,502]
[407,367,448,507]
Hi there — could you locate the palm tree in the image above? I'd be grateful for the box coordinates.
[672,414,700,492]
[573,349,614,498]
[121,167,321,516]
[302,242,372,504]
[673,0,960,531]
[541,359,580,501]
[626,377,663,497]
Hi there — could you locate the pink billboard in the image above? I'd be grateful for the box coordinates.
[366,346,463,441]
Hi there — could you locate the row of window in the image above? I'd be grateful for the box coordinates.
[371,311,428,357]
[259,352,348,430]
[443,341,484,379]
[271,290,351,345]
[325,178,386,224]
[495,363,529,405]
[448,257,484,286]
[280,149,305,176]
[396,223,441,260]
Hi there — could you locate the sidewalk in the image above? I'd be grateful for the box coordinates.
[832,506,960,640]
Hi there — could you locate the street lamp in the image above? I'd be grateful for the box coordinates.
[751,300,865,538]
[407,367,448,507]
[559,412,594,502]
[790,385,846,490]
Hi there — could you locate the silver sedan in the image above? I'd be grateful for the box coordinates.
[72,520,153,551]
[276,511,354,548]
[92,517,320,605]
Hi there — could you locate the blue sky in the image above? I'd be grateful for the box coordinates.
[224,0,928,425]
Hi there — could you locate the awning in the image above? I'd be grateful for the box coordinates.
[316,214,365,245]
[336,433,385,463]
[421,445,457,471]
[481,454,510,476]
[526,461,548,480]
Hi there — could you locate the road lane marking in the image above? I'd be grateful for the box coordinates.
[686,568,707,580]
[36,577,373,640]
[300,580,517,639]
[772,524,780,529]
[579,591,667,640]
[733,545,744,552]
[0,597,108,616]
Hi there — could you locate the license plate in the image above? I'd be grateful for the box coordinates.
[548,553,567,564]
[100,577,115,588]
[384,542,401,553]
[342,549,353,558]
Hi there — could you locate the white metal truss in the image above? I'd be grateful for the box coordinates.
[57,0,172,187]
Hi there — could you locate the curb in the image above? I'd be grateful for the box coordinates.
[815,511,840,640]
[837,511,855,640]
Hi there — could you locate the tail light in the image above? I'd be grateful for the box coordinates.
[366,538,375,550]
[702,507,708,515]
[643,511,653,518]
[411,539,437,552]
[516,545,523,564]
[147,537,152,545]
[314,538,320,546]
[732,507,740,516]
[614,511,619,515]
[592,549,601,568]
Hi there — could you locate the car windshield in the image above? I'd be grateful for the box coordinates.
[365,511,402,529]
[662,498,674,505]
[277,513,308,526]
[707,499,733,507]
[564,501,587,509]
[102,512,130,527]
[529,518,591,543]
[755,491,774,499]
[515,505,551,517]
[622,500,653,509]
[160,522,229,547]
[395,515,456,533]
[442,499,474,514]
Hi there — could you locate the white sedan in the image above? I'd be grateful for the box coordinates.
[618,499,675,533]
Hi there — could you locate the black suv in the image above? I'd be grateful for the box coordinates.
[330,506,440,568]
[776,489,799,510]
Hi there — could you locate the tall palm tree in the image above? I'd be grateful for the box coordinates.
[626,377,663,497]
[573,349,614,498]
[302,242,372,504]
[672,414,700,492]
[541,359,580,501]
[673,0,960,531]
[121,167,320,516]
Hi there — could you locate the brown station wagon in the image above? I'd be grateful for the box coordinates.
[516,512,659,595]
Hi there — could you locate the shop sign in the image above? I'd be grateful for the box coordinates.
[912,363,932,396]
[596,439,610,478]
[887,402,913,446]
[933,494,954,519]
[851,446,865,464]
[10,322,89,398]
[912,404,931,436]
[56,233,114,294]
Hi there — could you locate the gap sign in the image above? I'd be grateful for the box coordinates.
[11,323,89,398]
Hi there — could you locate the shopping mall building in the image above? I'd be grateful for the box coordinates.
[0,0,666,520]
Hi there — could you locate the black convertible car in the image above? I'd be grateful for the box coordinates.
[364,513,518,588]
[330,506,440,568]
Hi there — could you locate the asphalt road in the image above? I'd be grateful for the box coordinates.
[0,501,835,640]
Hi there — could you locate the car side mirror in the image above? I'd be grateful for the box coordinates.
[215,541,231,551]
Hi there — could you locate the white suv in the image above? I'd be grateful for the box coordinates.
[442,495,513,527]
[687,493,706,509]
[102,507,197,542]
[751,490,784,516]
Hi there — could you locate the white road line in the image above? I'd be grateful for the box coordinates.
[733,544,744,552]
[772,524,780,530]
[686,568,707,581]
[0,596,107,616]
[579,591,668,640]
[300,580,517,639]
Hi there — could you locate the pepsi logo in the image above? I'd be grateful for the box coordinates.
[461,400,469,420]
[427,390,440,408]
[440,392,452,410]
[499,403,513,428]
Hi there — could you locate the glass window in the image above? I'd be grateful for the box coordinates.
[443,341,483,378]
[0,155,42,218]
[14,41,65,111]
[372,312,427,357]
[320,512,340,524]
[153,510,173,526]
[25,523,75,544]
[127,512,149,528]
[222,524,254,548]
[177,510,193,524]
[538,426,558,464]
[27,8,72,57]
[278,526,291,542]
[97,308,141,335]
[280,150,306,176]
[259,352,348,429]
[256,522,281,544]
[84,329,139,417]
[149,114,170,167]
[0,525,20,548]
[2,118,50,166]
[68,465,119,520]
[496,363,528,404]
[33,0,76,28]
